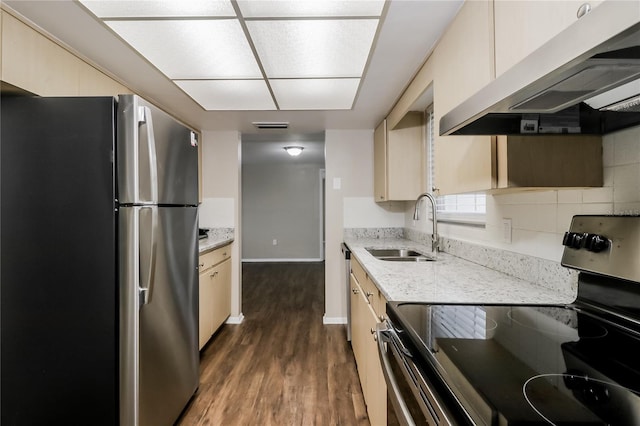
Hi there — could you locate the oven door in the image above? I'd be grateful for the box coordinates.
[376,322,456,425]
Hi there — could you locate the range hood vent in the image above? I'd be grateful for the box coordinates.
[440,2,640,136]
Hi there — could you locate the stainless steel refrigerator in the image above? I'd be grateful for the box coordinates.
[1,94,200,425]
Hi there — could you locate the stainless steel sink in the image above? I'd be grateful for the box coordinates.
[366,248,435,262]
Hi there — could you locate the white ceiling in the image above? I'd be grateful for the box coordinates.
[2,0,463,134]
[80,0,385,112]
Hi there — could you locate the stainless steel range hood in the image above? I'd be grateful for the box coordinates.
[440,1,640,136]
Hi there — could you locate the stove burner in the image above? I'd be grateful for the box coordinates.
[523,373,640,425]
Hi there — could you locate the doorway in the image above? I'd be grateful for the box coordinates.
[240,132,326,262]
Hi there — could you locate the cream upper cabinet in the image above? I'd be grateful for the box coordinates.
[373,113,425,202]
[373,120,388,202]
[1,11,130,97]
[432,0,496,195]
[494,0,604,77]
[433,0,604,194]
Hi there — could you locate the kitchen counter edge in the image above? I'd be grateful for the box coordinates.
[199,236,234,254]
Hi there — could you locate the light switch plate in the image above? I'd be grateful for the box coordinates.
[333,177,341,190]
[502,218,512,244]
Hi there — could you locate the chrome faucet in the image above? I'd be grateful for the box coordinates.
[413,192,439,255]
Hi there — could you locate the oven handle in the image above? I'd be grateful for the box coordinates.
[376,322,417,426]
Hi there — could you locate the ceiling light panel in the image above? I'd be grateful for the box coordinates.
[246,19,379,78]
[79,0,236,18]
[237,0,385,18]
[106,19,262,79]
[175,80,276,110]
[270,78,360,110]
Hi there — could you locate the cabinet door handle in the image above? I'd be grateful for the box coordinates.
[210,271,218,278]
[199,262,205,268]
[366,291,374,298]
[352,288,359,294]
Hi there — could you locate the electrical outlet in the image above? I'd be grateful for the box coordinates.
[272,239,277,245]
[502,218,512,244]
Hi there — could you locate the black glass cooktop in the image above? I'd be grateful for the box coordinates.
[387,302,640,425]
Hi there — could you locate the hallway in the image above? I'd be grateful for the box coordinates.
[178,262,369,425]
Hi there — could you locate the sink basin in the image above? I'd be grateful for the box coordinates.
[377,256,435,262]
[366,248,435,262]
[366,248,423,257]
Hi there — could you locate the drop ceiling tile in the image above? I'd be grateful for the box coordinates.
[107,19,262,79]
[246,19,379,78]
[237,0,385,18]
[79,0,236,18]
[270,78,360,110]
[175,80,277,110]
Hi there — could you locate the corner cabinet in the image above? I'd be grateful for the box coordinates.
[350,257,387,426]
[198,244,232,350]
[374,113,425,202]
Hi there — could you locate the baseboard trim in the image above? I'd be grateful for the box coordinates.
[323,315,347,325]
[226,313,244,324]
[242,258,323,262]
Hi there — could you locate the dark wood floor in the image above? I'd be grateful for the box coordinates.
[177,262,369,425]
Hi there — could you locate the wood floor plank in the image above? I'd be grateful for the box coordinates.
[177,262,369,426]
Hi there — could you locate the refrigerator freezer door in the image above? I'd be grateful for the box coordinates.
[120,206,199,426]
[117,95,199,206]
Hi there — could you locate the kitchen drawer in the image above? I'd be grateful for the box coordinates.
[352,257,386,317]
[351,257,368,288]
[199,244,231,272]
[363,277,386,319]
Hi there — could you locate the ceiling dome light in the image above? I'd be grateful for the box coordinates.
[284,146,304,156]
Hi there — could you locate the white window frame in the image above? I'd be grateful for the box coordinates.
[426,106,486,226]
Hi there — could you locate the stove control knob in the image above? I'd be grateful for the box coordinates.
[585,234,609,253]
[562,232,586,249]
[562,232,577,247]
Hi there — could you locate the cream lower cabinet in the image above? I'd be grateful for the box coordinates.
[350,258,387,426]
[198,244,232,350]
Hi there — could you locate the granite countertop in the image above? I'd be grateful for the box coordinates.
[198,228,234,254]
[344,237,576,305]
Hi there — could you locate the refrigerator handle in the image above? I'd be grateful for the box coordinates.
[138,106,159,204]
[139,206,158,306]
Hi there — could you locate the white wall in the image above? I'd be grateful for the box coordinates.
[325,129,403,322]
[200,130,243,320]
[242,162,324,260]
[409,126,640,267]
